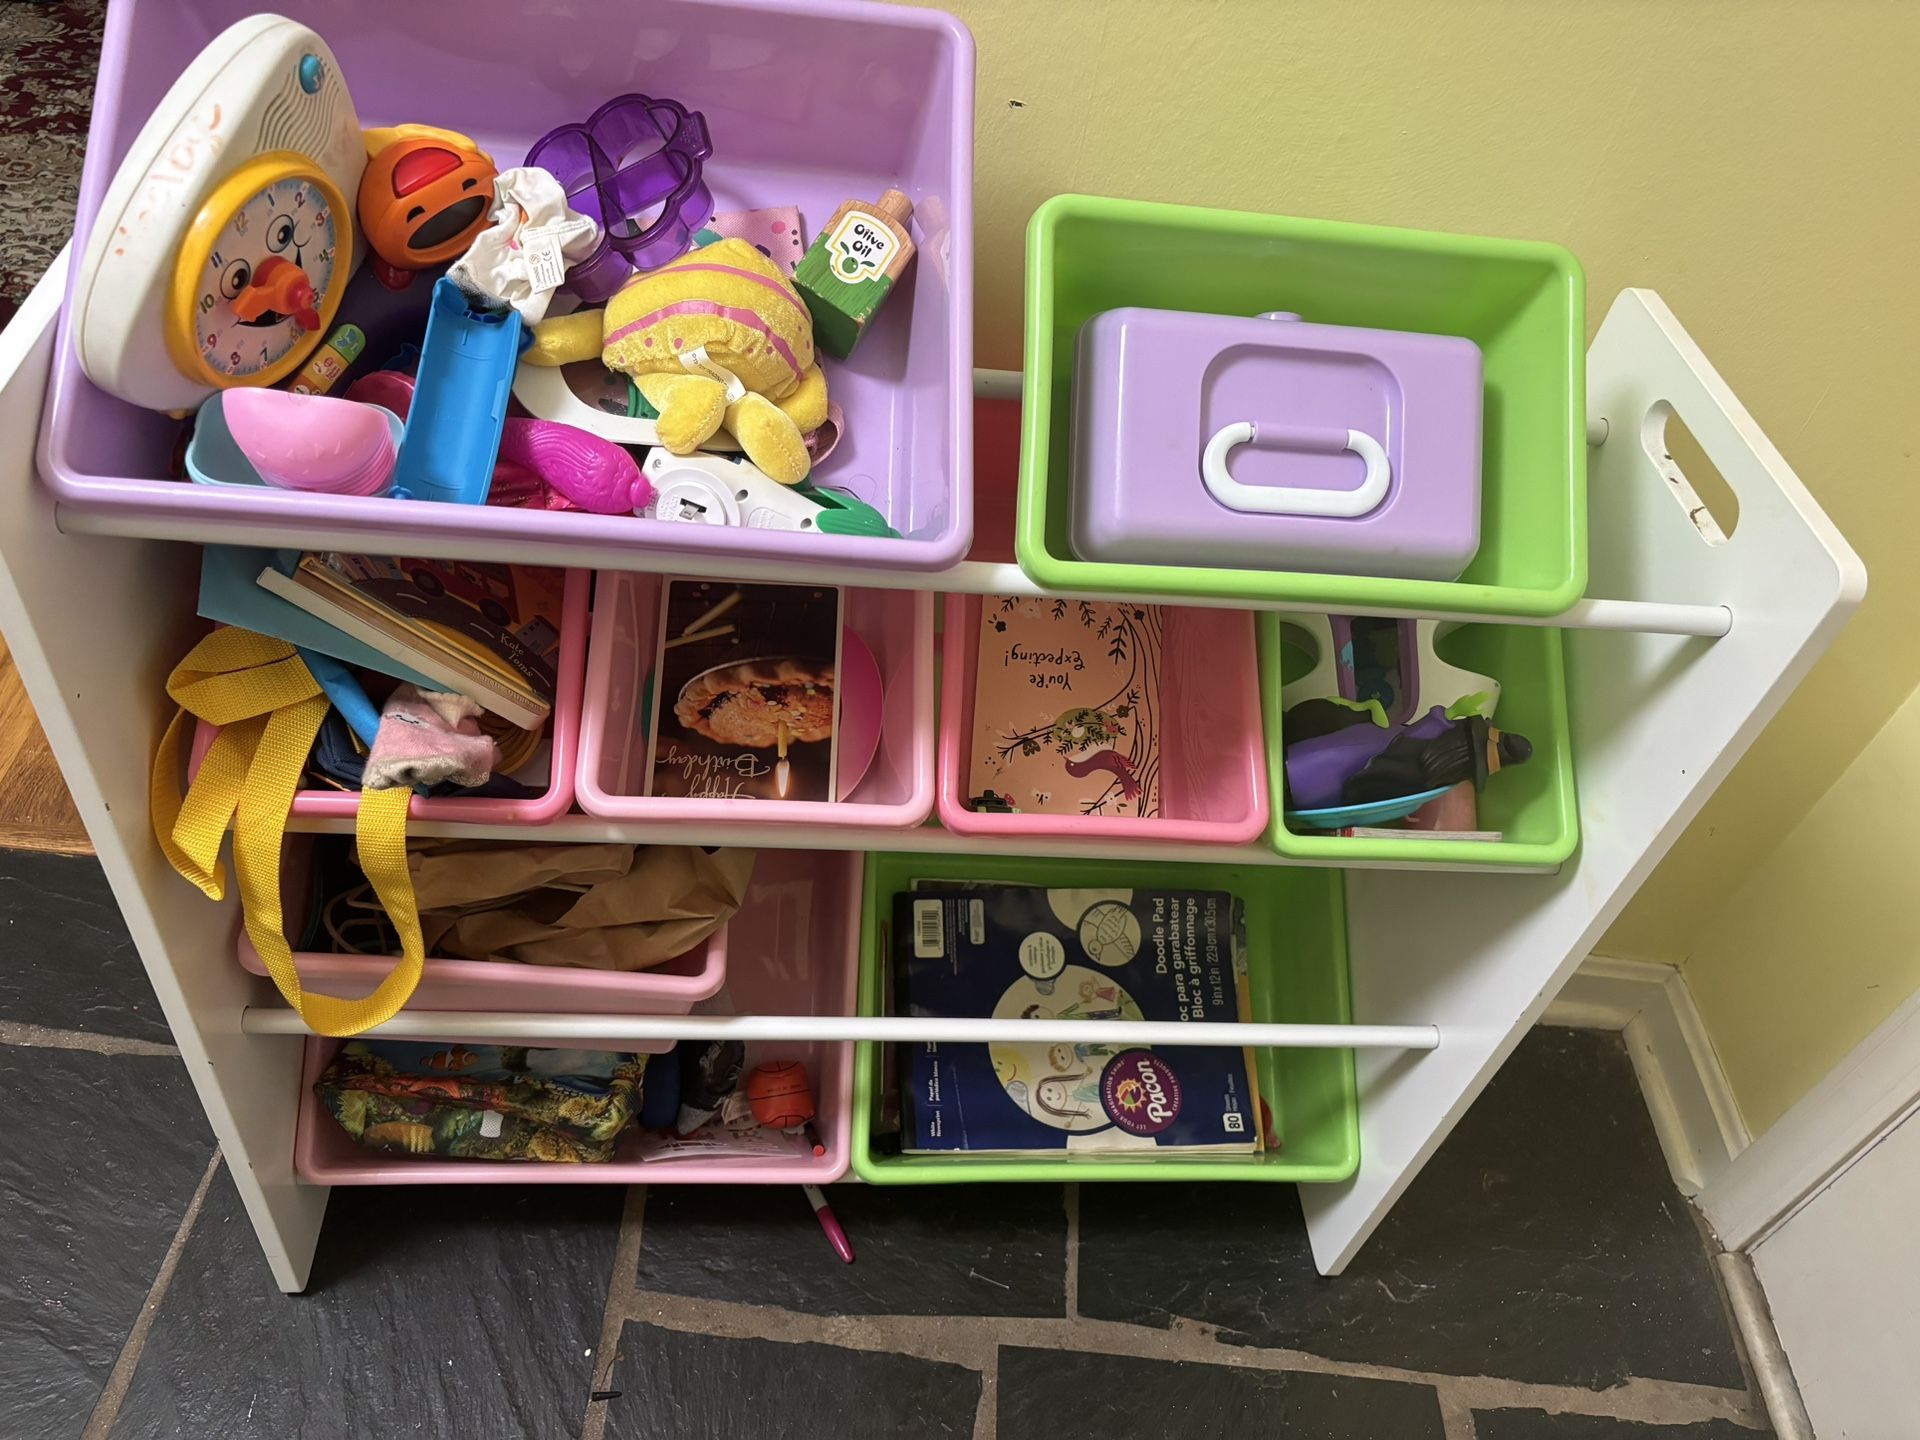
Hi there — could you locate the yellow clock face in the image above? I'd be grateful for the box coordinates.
[167,152,353,390]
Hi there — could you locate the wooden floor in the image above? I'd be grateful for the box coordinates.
[0,629,91,854]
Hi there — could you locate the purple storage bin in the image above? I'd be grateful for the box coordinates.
[40,0,974,574]
[1070,308,1482,581]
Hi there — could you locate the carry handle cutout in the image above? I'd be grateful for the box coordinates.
[1200,421,1391,518]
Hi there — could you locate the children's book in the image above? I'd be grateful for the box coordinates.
[199,546,438,689]
[646,580,842,803]
[256,554,563,729]
[966,597,1162,819]
[895,884,1261,1155]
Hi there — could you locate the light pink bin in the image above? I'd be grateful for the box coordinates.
[293,850,861,1185]
[936,594,1270,845]
[238,931,726,1057]
[189,569,590,824]
[239,831,728,1053]
[576,572,935,829]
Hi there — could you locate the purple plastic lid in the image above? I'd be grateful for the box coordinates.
[527,94,714,299]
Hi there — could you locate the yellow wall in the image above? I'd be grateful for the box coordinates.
[907,0,1920,963]
[1683,681,1920,1133]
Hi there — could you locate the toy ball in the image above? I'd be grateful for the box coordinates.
[746,1060,815,1130]
[358,125,498,277]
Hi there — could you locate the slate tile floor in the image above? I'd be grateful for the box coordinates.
[0,850,1777,1439]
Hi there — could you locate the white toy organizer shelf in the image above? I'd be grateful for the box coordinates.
[0,250,1864,1291]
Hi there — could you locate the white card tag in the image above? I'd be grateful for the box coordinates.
[519,216,595,294]
[681,345,748,404]
[479,1110,504,1139]
[519,226,569,294]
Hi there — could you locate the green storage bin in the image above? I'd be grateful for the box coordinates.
[1018,194,1587,616]
[851,851,1360,1184]
[1259,615,1580,867]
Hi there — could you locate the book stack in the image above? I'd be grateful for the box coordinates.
[893,882,1263,1157]
[200,547,566,731]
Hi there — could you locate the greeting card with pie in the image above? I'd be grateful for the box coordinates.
[646,580,843,802]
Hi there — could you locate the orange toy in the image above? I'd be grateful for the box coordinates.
[746,1060,816,1131]
[357,125,498,286]
[228,257,320,332]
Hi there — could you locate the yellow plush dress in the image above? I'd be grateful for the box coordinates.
[526,238,829,484]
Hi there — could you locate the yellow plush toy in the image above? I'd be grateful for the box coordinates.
[525,239,827,485]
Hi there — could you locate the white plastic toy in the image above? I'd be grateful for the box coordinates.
[71,15,366,413]
[512,357,744,455]
[642,449,824,528]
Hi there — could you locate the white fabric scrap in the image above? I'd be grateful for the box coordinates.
[448,166,601,323]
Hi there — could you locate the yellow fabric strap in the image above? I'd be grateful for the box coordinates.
[151,628,423,1036]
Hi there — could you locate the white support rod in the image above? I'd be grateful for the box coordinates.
[931,559,1733,637]
[238,1007,1442,1050]
[281,810,1559,874]
[973,366,1023,398]
[965,367,1730,638]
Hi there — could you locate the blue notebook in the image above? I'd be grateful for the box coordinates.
[895,885,1262,1155]
[197,546,437,689]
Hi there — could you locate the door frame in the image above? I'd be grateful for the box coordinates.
[1700,983,1920,1250]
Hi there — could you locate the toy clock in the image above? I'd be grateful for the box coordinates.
[71,16,367,414]
[165,155,351,392]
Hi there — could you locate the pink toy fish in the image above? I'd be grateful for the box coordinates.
[494,418,653,514]
[344,370,654,514]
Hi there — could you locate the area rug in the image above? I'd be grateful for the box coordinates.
[0,0,106,323]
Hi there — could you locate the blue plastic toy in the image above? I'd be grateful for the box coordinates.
[388,277,522,505]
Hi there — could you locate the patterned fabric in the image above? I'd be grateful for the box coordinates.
[316,1041,648,1163]
[0,0,106,314]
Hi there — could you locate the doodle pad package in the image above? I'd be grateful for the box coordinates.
[896,885,1261,1155]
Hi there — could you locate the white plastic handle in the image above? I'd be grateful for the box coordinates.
[1201,421,1391,518]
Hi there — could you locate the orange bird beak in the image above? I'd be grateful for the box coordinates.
[231,257,319,331]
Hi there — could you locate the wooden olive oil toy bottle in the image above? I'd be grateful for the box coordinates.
[794,189,917,358]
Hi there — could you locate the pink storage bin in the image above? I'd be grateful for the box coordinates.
[943,393,1267,844]
[238,927,724,1057]
[936,597,1269,846]
[293,850,861,1185]
[239,832,727,1053]
[189,569,589,824]
[41,0,974,575]
[576,572,935,829]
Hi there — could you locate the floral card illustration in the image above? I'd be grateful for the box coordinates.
[647,580,841,802]
[967,597,1163,818]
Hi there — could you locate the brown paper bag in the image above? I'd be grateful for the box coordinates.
[406,842,755,970]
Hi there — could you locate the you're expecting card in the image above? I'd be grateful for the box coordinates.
[966,597,1162,819]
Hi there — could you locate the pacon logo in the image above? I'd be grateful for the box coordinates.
[1101,1049,1181,1136]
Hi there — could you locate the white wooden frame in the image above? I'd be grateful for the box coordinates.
[0,252,1864,1289]
[1300,290,1864,1270]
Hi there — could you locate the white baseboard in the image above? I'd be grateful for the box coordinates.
[1538,959,1918,1440]
[1546,959,1808,1438]
[1545,955,1751,1196]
